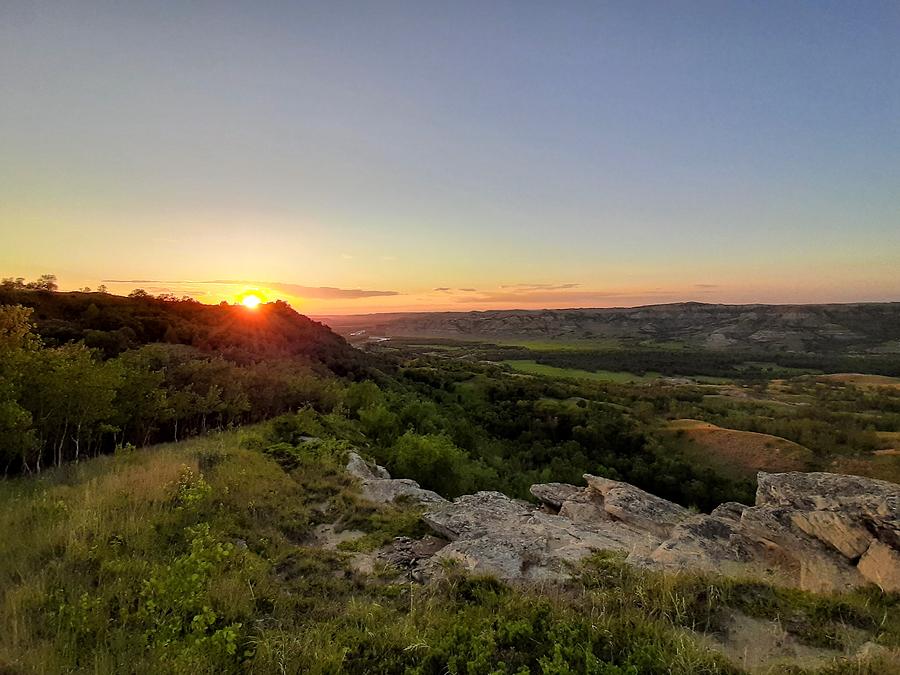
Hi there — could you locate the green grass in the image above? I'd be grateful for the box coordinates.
[494,338,623,351]
[2,418,899,673]
[502,359,661,383]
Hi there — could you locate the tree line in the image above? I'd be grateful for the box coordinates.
[0,305,343,474]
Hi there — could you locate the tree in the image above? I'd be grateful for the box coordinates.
[0,305,40,351]
[0,306,40,472]
[26,274,58,291]
[389,432,493,497]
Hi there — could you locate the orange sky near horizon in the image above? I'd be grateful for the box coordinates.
[4,272,892,317]
[2,3,898,314]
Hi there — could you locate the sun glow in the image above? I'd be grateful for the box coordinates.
[241,293,262,309]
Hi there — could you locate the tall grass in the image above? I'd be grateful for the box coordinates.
[0,423,898,673]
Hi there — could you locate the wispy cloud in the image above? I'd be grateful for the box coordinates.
[104,279,401,299]
[500,283,581,291]
[210,280,400,299]
[433,287,451,292]
[459,287,676,305]
[102,279,168,284]
[694,283,719,289]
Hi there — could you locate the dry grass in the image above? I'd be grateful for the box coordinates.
[665,419,814,480]
[829,455,900,486]
[815,373,900,389]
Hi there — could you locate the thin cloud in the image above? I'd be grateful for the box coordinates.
[458,288,478,292]
[210,280,400,299]
[460,288,676,304]
[102,279,167,284]
[433,287,451,292]
[694,283,719,289]
[500,283,582,291]
[104,279,400,299]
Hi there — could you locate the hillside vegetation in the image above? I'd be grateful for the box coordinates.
[4,288,900,672]
[325,302,900,356]
[2,423,899,674]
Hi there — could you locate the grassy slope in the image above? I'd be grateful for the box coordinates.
[663,419,815,481]
[816,374,900,389]
[1,428,899,673]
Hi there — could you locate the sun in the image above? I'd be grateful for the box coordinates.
[240,293,263,309]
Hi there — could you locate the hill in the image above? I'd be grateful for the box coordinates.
[321,302,900,355]
[0,287,361,371]
[0,290,374,473]
[664,419,815,480]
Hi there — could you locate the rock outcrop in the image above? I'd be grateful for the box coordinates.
[345,452,447,505]
[423,471,900,592]
[345,452,900,592]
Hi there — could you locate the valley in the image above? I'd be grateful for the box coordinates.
[2,290,900,672]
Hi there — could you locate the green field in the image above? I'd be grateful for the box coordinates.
[494,338,623,351]
[502,359,661,383]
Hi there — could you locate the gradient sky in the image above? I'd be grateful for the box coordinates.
[2,1,898,314]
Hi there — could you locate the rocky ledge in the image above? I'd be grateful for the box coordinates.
[346,452,900,592]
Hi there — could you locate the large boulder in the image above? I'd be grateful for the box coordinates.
[346,452,447,506]
[584,474,691,538]
[422,490,662,580]
[858,540,900,591]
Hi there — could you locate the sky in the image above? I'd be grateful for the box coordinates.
[1,1,898,314]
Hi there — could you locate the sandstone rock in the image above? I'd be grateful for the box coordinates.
[756,472,900,528]
[424,491,529,541]
[422,490,662,580]
[346,451,390,481]
[361,478,447,505]
[858,540,900,591]
[360,460,900,593]
[790,511,872,559]
[711,502,749,522]
[584,474,690,538]
[738,503,865,592]
[346,452,446,505]
[530,482,584,509]
[650,514,768,575]
[558,499,611,524]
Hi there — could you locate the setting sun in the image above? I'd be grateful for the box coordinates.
[241,293,262,309]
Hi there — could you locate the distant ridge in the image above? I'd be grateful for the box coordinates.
[319,302,900,354]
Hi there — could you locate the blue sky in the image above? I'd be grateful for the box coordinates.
[1,1,898,312]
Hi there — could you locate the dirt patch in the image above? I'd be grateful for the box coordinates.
[309,523,366,549]
[702,611,846,673]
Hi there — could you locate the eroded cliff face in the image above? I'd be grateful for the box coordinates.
[347,452,900,592]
